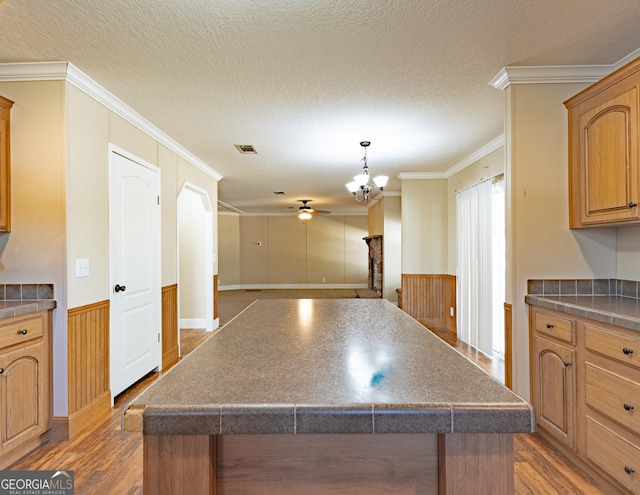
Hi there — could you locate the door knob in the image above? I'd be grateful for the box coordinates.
[114,284,127,293]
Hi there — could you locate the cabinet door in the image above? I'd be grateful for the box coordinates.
[575,86,639,226]
[533,336,576,449]
[0,341,46,452]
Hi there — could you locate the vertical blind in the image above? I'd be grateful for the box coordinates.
[456,175,505,357]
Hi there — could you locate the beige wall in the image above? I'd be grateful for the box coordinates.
[1,78,220,417]
[401,179,448,274]
[218,213,240,287]
[382,196,402,303]
[506,83,617,400]
[0,80,67,416]
[178,188,206,321]
[616,227,640,279]
[227,214,367,288]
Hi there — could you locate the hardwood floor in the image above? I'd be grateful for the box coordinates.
[11,290,607,494]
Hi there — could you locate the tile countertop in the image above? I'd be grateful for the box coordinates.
[126,298,534,436]
[0,299,57,319]
[525,294,640,332]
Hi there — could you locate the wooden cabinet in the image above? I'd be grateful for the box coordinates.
[0,96,13,233]
[529,304,640,494]
[0,311,51,469]
[533,336,576,448]
[530,308,577,450]
[584,323,640,493]
[565,57,640,228]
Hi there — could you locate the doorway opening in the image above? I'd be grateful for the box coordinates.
[177,183,215,351]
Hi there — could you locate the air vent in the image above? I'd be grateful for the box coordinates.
[234,144,257,154]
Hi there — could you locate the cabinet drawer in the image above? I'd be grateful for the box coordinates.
[534,311,575,343]
[587,417,640,493]
[0,314,44,350]
[586,324,640,370]
[586,363,640,436]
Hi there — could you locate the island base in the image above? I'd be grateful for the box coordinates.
[143,432,514,494]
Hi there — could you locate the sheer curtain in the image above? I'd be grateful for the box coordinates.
[456,175,505,357]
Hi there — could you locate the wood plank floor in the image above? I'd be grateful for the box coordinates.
[11,290,607,494]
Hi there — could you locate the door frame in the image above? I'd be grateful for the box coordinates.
[108,143,162,401]
[177,181,215,343]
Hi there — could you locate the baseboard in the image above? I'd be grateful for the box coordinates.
[50,416,70,441]
[68,390,112,439]
[219,284,368,291]
[180,318,206,329]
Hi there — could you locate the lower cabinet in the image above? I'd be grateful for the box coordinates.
[533,336,576,449]
[0,311,51,469]
[529,304,640,494]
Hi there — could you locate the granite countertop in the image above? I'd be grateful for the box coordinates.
[525,294,640,332]
[127,298,533,436]
[0,299,57,320]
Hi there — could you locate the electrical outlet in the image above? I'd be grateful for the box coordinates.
[76,259,90,278]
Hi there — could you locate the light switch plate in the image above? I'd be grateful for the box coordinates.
[76,259,90,278]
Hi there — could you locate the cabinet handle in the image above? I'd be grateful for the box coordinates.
[623,347,634,355]
[563,361,572,367]
[546,323,554,329]
[625,466,635,475]
[629,202,638,208]
[18,329,27,335]
[624,403,635,411]
[0,368,3,374]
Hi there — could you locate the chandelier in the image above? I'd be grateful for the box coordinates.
[345,141,388,202]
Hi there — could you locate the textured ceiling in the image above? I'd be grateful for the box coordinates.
[1,0,640,214]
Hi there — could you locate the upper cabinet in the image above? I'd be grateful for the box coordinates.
[0,96,13,233]
[565,58,640,228]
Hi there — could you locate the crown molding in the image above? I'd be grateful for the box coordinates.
[489,46,640,90]
[398,134,504,181]
[0,61,223,181]
[489,65,612,90]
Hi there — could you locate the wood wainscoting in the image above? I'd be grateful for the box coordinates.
[66,300,111,439]
[401,274,456,334]
[162,284,179,369]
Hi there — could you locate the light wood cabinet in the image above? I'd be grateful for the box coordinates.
[565,57,640,228]
[0,96,13,233]
[0,311,51,469]
[529,304,640,494]
[532,332,576,449]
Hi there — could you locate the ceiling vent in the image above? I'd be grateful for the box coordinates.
[234,144,257,154]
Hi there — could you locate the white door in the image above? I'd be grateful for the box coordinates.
[109,145,161,399]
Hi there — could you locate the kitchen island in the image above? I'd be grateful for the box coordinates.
[124,298,533,494]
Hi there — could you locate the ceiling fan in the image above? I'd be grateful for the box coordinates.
[297,200,330,219]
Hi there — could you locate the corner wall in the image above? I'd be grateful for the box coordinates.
[506,83,617,400]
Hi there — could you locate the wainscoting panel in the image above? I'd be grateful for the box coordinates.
[162,284,179,369]
[401,275,456,333]
[67,300,111,438]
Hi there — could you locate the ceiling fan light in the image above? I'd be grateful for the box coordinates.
[373,175,388,188]
[346,181,360,193]
[299,211,312,220]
